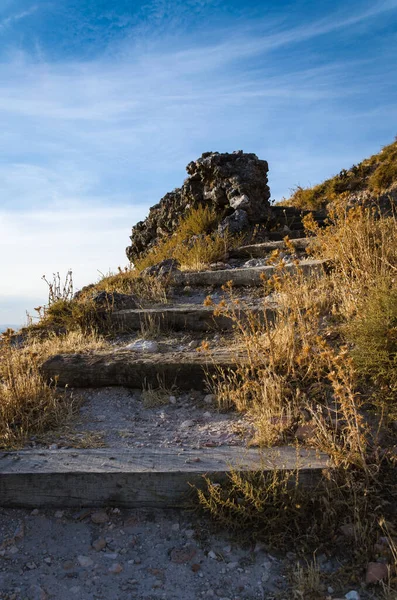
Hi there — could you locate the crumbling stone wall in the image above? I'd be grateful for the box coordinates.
[126,151,271,262]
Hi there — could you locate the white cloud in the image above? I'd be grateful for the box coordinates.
[0,204,147,322]
[0,1,396,323]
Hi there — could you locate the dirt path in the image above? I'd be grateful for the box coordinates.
[0,507,288,600]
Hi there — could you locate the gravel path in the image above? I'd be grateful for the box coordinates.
[0,507,288,600]
[71,387,256,450]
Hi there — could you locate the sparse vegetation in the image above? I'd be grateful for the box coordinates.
[282,138,397,210]
[134,205,240,271]
[197,205,397,591]
[0,330,105,448]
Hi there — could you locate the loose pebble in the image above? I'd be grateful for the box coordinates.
[77,555,94,568]
[91,511,108,524]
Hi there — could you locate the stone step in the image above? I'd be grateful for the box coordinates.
[0,446,330,508]
[112,304,276,332]
[41,348,237,390]
[174,259,326,287]
[229,237,311,259]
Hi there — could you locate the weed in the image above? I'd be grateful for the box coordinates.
[141,380,175,408]
[197,206,397,572]
[291,558,322,599]
[0,330,106,448]
[134,205,241,272]
[282,138,397,210]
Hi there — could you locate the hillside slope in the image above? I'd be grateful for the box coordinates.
[282,138,397,210]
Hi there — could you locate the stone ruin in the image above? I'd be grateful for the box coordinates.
[126,151,271,262]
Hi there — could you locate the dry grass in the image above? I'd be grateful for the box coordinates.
[0,330,106,448]
[92,268,168,304]
[141,380,174,408]
[197,206,397,578]
[291,559,322,599]
[281,138,397,210]
[134,205,241,272]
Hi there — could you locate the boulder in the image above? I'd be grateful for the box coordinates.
[126,151,271,262]
[140,258,180,278]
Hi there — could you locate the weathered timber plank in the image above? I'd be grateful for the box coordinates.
[0,446,330,508]
[112,305,276,332]
[41,350,237,390]
[229,238,310,259]
[174,259,326,287]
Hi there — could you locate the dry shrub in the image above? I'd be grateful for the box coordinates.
[346,283,397,407]
[134,205,240,272]
[0,330,106,448]
[198,207,397,566]
[282,138,397,210]
[92,268,168,304]
[291,559,322,599]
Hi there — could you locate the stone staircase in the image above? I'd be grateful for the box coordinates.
[0,236,330,508]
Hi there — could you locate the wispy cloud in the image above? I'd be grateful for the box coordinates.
[0,0,396,322]
[0,5,38,31]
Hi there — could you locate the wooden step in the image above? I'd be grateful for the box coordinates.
[41,348,237,390]
[112,304,277,332]
[174,259,326,287]
[229,238,310,259]
[0,446,330,508]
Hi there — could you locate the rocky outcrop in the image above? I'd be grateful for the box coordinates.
[126,151,271,262]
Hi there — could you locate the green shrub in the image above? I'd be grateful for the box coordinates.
[346,281,397,399]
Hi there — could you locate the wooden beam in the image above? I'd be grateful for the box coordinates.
[41,349,237,390]
[0,446,330,508]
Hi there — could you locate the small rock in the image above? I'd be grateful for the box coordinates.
[191,563,201,572]
[170,545,197,564]
[49,444,58,450]
[365,561,389,584]
[92,537,107,551]
[171,523,180,531]
[208,550,217,560]
[9,545,18,554]
[188,340,199,349]
[13,524,25,540]
[169,395,177,405]
[204,394,215,404]
[28,585,47,600]
[54,510,64,519]
[180,419,195,429]
[43,557,52,565]
[31,509,39,516]
[125,339,159,353]
[108,563,123,574]
[203,412,212,418]
[70,586,81,594]
[345,592,360,600]
[227,561,239,570]
[91,511,108,524]
[77,555,94,568]
[26,562,37,570]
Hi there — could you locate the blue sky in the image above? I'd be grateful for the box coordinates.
[0,0,397,325]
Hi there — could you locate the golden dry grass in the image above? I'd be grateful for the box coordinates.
[134,205,241,272]
[198,206,397,577]
[281,138,397,210]
[0,330,106,448]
